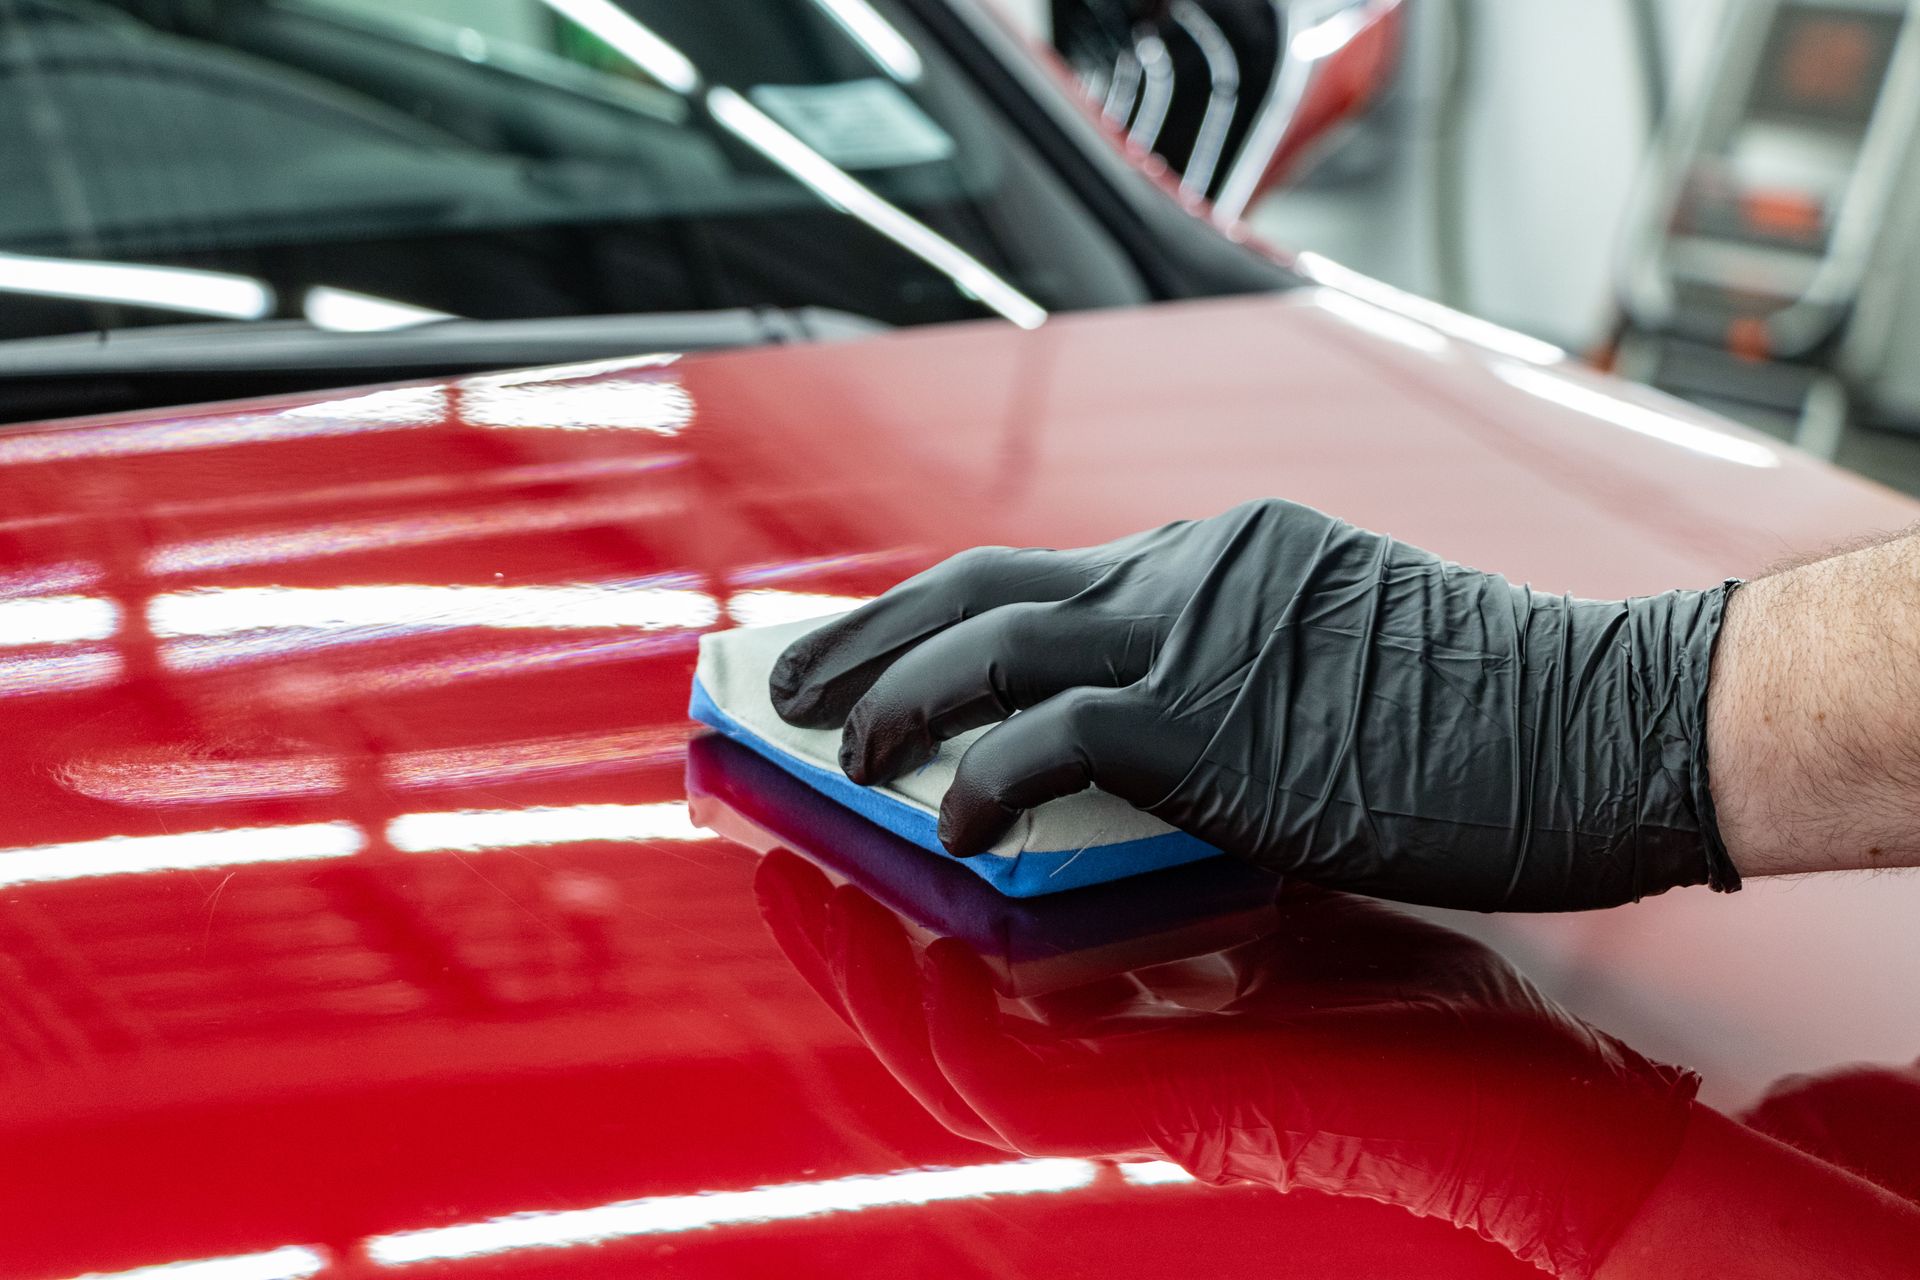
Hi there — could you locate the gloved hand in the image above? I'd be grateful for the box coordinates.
[770,498,1741,911]
[755,849,1701,1278]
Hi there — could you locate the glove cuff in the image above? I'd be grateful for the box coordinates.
[1691,580,1745,895]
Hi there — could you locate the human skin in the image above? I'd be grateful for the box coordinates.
[1707,528,1920,878]
[1598,533,1920,1273]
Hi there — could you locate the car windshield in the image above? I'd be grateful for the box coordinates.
[0,0,1152,342]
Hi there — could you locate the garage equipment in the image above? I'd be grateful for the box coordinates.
[1616,0,1920,454]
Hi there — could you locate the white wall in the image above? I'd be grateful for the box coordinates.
[1450,0,1731,346]
[1253,0,1737,350]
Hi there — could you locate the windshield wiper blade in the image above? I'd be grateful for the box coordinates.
[0,307,887,380]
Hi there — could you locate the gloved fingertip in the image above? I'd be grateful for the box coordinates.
[770,680,827,729]
[936,792,1014,860]
[768,643,845,729]
[838,727,873,785]
[766,643,804,696]
[846,719,937,790]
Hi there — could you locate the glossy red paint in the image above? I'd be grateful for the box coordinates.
[0,290,1914,1280]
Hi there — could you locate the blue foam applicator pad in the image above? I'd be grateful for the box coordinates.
[688,614,1226,897]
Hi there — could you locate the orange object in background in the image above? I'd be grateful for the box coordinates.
[1784,15,1879,108]
[1741,188,1828,243]
[1727,314,1775,363]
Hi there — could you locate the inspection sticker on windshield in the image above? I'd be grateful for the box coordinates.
[749,80,956,169]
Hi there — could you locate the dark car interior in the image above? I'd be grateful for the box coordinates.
[0,0,1247,420]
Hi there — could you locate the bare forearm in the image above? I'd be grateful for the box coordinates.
[1599,1104,1920,1279]
[1707,527,1920,878]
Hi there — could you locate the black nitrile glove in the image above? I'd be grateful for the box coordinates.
[769,499,1741,912]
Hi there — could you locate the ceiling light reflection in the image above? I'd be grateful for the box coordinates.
[1117,1160,1197,1185]
[537,0,699,93]
[0,594,119,646]
[1288,0,1375,63]
[1296,252,1565,366]
[1310,288,1450,357]
[62,1246,327,1280]
[810,0,923,81]
[387,802,709,853]
[0,252,272,319]
[366,1158,1099,1264]
[304,287,453,332]
[460,379,694,433]
[706,87,1046,330]
[463,354,680,386]
[147,581,719,640]
[726,589,873,628]
[0,822,362,889]
[1490,360,1782,469]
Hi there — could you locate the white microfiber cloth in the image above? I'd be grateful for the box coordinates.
[688,615,1223,897]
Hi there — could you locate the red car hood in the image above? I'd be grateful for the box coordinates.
[0,290,1912,1279]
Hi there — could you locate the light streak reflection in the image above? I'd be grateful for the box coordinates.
[0,594,120,646]
[536,0,699,93]
[1490,360,1782,469]
[386,802,709,853]
[0,822,363,890]
[705,86,1046,330]
[725,589,873,628]
[365,1158,1099,1264]
[304,287,453,332]
[0,252,273,319]
[146,581,720,641]
[62,1162,1207,1278]
[62,1245,327,1280]
[1297,252,1565,366]
[810,0,923,81]
[1117,1160,1198,1185]
[1310,288,1450,358]
[459,378,694,433]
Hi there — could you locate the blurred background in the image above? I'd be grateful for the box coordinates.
[996,0,1920,493]
[9,0,1920,490]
